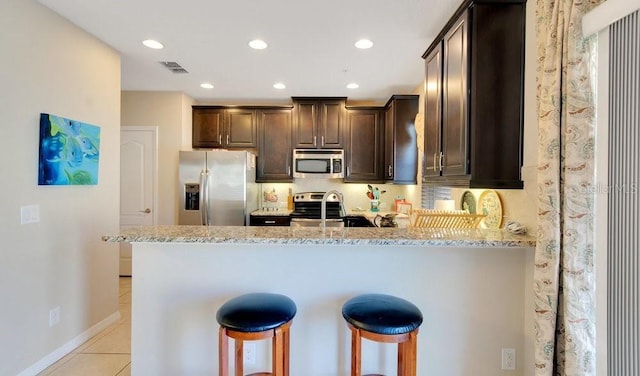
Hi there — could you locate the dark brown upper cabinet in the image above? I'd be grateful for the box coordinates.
[292,97,346,149]
[224,108,257,148]
[441,13,469,178]
[256,108,294,182]
[344,107,384,183]
[192,106,257,149]
[422,0,526,189]
[192,107,224,148]
[424,43,443,180]
[383,95,419,184]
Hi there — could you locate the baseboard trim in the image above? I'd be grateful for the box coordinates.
[17,310,122,376]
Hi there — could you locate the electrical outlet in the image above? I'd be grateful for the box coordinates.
[244,342,256,365]
[49,306,60,327]
[501,348,516,370]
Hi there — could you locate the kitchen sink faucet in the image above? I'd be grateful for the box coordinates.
[321,190,344,229]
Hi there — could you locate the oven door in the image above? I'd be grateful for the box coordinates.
[290,218,344,227]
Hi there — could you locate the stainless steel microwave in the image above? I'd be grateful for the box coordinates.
[292,149,344,179]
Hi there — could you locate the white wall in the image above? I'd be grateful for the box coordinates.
[447,3,539,374]
[121,91,195,225]
[0,1,121,374]
[132,242,531,376]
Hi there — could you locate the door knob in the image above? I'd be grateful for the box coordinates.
[139,208,151,214]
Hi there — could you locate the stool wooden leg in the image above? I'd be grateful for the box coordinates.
[350,327,362,376]
[283,326,290,376]
[397,329,418,376]
[219,327,229,376]
[235,340,243,376]
[398,330,418,376]
[398,340,406,376]
[407,330,418,376]
[273,326,284,376]
[220,320,293,376]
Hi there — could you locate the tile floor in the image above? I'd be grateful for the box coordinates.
[38,277,132,376]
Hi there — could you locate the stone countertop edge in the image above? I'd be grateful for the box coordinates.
[102,225,536,248]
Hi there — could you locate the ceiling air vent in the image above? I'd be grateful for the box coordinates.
[159,61,189,74]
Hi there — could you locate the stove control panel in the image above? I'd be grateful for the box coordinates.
[294,192,341,202]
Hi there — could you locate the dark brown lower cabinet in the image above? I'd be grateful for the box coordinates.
[345,216,375,227]
[249,215,291,226]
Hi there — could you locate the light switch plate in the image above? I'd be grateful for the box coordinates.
[21,205,40,224]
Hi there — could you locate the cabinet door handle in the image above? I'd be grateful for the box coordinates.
[287,165,291,175]
[433,153,438,172]
[226,135,229,145]
[219,135,222,144]
[439,152,444,171]
[313,136,317,146]
[321,136,325,146]
[265,220,276,224]
[346,166,349,176]
[388,165,393,177]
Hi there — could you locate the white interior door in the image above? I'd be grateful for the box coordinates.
[120,126,157,276]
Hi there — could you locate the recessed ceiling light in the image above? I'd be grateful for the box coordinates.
[346,83,360,89]
[248,39,268,50]
[142,39,164,49]
[354,39,373,49]
[200,83,214,89]
[273,83,286,89]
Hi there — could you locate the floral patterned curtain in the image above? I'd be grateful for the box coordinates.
[534,0,604,374]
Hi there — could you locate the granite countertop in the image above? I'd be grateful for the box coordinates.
[102,225,536,247]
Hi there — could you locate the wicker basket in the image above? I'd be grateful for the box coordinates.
[409,209,486,229]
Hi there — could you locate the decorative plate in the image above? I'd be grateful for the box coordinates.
[477,190,503,229]
[460,191,476,214]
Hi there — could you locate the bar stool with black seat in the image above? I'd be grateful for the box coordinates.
[217,292,297,376]
[342,293,423,376]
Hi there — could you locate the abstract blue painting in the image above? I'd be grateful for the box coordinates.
[38,113,100,185]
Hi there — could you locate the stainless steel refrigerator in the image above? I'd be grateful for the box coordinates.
[178,150,258,225]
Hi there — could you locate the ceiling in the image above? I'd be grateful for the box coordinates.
[38,0,460,105]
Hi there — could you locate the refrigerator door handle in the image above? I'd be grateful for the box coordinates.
[200,169,209,225]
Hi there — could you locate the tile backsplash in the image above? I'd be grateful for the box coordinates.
[449,166,538,232]
[258,180,421,213]
[259,164,537,232]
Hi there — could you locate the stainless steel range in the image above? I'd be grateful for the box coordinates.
[290,192,345,227]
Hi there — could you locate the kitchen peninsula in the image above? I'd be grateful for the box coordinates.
[104,226,535,376]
